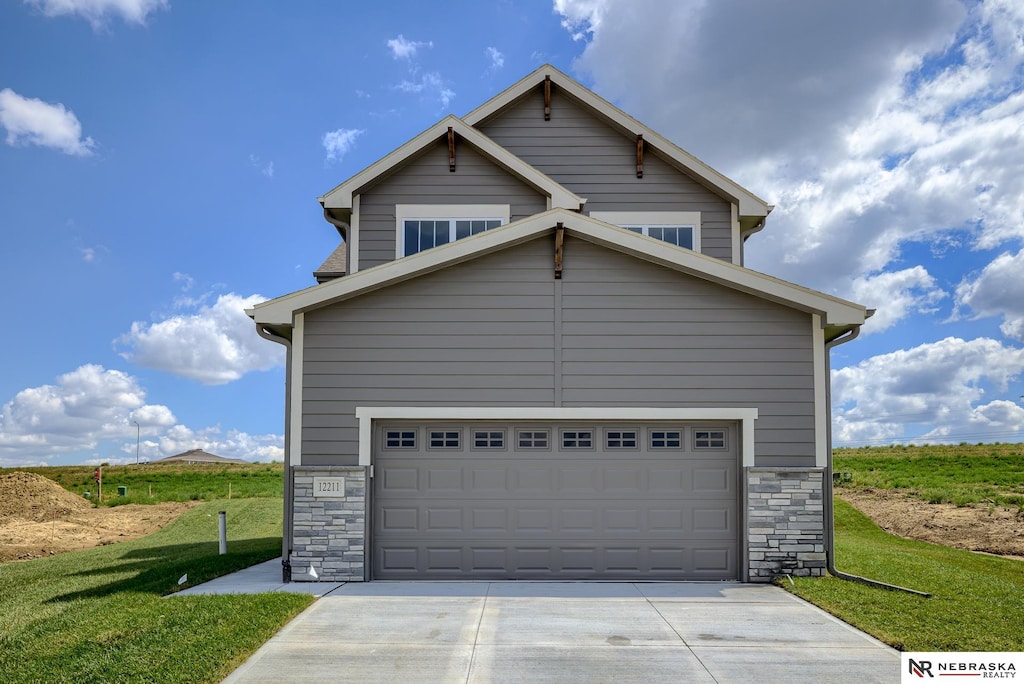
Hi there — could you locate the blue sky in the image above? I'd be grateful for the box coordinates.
[1,0,1023,466]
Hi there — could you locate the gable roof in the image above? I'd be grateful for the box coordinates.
[464,64,772,233]
[318,115,585,212]
[251,209,866,338]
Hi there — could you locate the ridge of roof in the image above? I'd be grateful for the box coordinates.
[463,64,770,223]
[318,115,585,211]
[251,209,865,329]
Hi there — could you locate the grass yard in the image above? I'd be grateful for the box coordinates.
[786,498,1024,652]
[0,498,312,684]
[834,442,1024,507]
[14,462,284,506]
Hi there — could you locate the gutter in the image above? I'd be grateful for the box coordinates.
[255,324,295,583]
[322,207,350,240]
[824,326,931,598]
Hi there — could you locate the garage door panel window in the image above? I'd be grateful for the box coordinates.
[561,430,594,448]
[605,430,638,449]
[694,430,727,449]
[473,430,505,448]
[517,430,550,449]
[385,429,417,448]
[650,430,682,449]
[429,430,461,449]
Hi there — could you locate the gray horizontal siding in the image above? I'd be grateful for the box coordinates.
[478,87,735,261]
[356,140,547,269]
[299,234,817,467]
[558,238,816,465]
[301,238,557,464]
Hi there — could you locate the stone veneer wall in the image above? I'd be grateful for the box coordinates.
[291,466,367,582]
[747,468,826,581]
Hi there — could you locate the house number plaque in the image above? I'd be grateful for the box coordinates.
[312,477,346,498]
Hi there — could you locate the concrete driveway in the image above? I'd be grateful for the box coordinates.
[223,581,898,683]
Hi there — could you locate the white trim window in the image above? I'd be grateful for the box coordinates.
[396,204,510,257]
[590,211,701,252]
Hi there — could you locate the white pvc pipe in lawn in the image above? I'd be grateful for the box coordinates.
[218,510,227,555]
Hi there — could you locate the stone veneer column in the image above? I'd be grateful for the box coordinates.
[291,466,367,582]
[747,467,826,581]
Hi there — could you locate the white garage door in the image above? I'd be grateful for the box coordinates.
[372,421,739,580]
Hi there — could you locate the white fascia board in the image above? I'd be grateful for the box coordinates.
[356,406,759,467]
[812,314,828,468]
[251,208,868,327]
[319,115,583,211]
[289,313,304,467]
[463,64,769,219]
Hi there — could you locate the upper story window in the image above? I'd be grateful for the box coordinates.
[590,211,701,253]
[396,204,510,257]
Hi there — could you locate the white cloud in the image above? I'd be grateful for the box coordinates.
[386,34,432,60]
[554,0,608,40]
[116,293,284,385]
[135,424,283,463]
[552,0,1024,303]
[24,0,168,28]
[0,365,175,461]
[832,337,1024,445]
[0,364,284,467]
[249,154,274,178]
[395,72,455,109]
[486,47,504,71]
[322,127,364,164]
[954,249,1024,341]
[0,88,95,156]
[849,267,947,335]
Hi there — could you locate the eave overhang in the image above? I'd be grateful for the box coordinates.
[250,209,867,330]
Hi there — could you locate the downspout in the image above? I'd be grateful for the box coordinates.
[825,327,931,598]
[256,324,295,583]
[322,207,349,239]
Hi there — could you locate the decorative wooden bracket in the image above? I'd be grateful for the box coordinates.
[447,127,456,172]
[544,75,551,121]
[554,222,564,279]
[636,134,644,178]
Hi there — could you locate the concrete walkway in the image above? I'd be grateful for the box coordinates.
[199,566,898,683]
[174,558,344,597]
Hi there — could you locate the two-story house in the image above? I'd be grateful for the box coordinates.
[249,65,867,583]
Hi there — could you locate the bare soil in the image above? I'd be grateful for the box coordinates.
[0,472,197,563]
[839,489,1024,560]
[3,472,1021,564]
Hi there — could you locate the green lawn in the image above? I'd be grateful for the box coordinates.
[786,498,1024,652]
[11,462,284,506]
[834,442,1024,507]
[0,498,312,684]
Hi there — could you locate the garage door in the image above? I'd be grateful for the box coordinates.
[372,422,739,580]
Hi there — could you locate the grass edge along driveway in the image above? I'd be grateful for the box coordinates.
[786,498,1023,652]
[0,498,312,684]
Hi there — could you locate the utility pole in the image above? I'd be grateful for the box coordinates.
[133,420,140,465]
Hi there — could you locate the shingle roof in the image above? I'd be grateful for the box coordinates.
[313,242,347,283]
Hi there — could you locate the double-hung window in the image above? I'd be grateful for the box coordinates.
[590,211,701,252]
[396,205,510,257]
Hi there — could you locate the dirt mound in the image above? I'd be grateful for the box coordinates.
[0,472,93,522]
[839,489,1024,560]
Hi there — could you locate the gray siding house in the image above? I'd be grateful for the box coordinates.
[250,65,867,583]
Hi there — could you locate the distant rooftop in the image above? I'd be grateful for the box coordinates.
[151,449,249,465]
